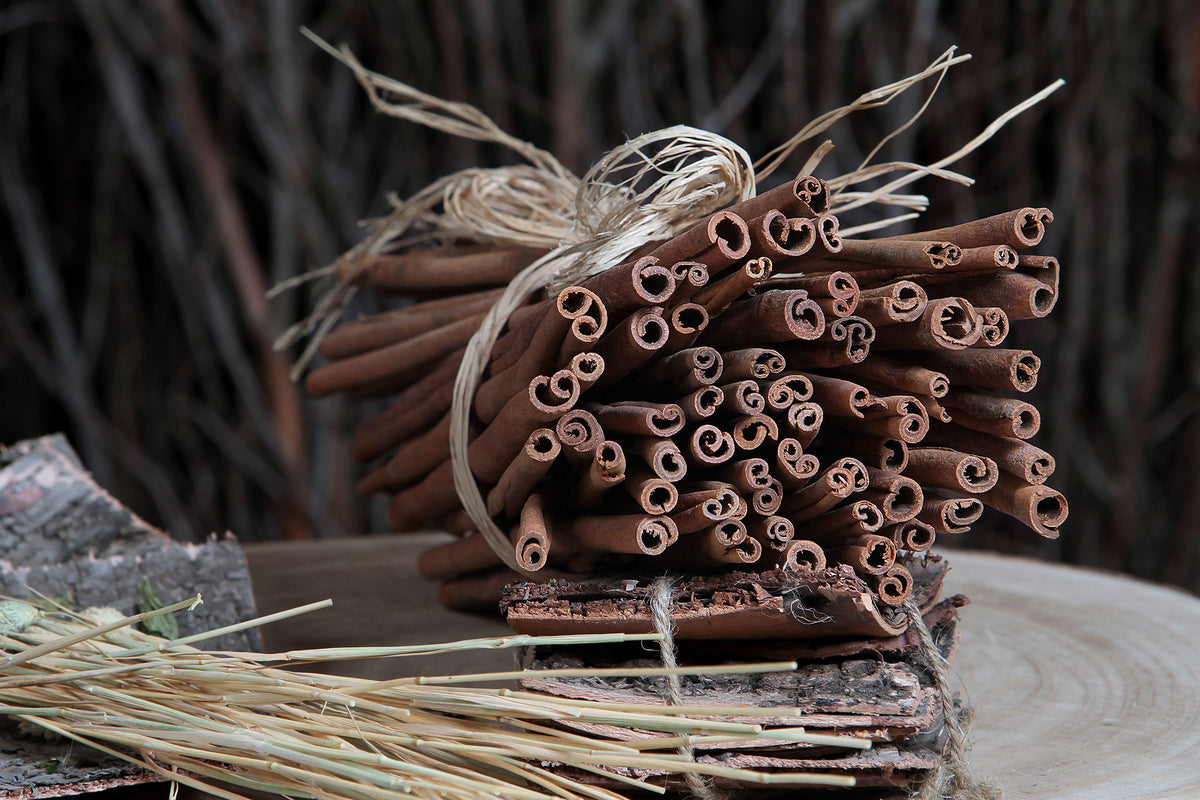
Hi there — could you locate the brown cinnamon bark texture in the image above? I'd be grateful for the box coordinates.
[304,178,1067,616]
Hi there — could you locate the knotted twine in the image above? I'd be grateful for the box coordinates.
[903,599,1002,800]
[650,577,729,800]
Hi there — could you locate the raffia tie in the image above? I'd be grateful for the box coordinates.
[903,599,1001,800]
[650,577,730,800]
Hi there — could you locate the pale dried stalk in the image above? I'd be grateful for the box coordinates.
[1,599,861,800]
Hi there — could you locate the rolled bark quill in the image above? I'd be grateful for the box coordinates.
[826,405,928,445]
[980,472,1069,538]
[779,464,858,518]
[777,539,827,571]
[857,394,931,443]
[774,438,820,487]
[832,354,948,399]
[486,428,560,518]
[663,302,710,352]
[305,314,482,398]
[555,514,679,556]
[883,207,1053,249]
[670,492,737,535]
[861,467,924,523]
[918,493,985,535]
[335,245,548,291]
[513,492,553,572]
[659,521,759,567]
[763,373,815,410]
[870,297,983,351]
[748,514,795,550]
[573,306,667,393]
[730,414,779,452]
[1018,254,1060,293]
[727,173,827,222]
[916,392,954,424]
[631,437,688,481]
[852,280,928,325]
[589,401,686,438]
[418,532,503,582]
[357,413,453,495]
[319,288,503,360]
[950,244,1019,273]
[869,563,915,606]
[929,271,1057,319]
[645,346,723,392]
[762,271,860,318]
[716,457,773,492]
[691,257,772,316]
[645,210,752,272]
[885,519,936,553]
[669,260,710,293]
[819,427,909,472]
[720,348,786,381]
[779,316,875,367]
[678,385,724,421]
[921,423,1055,485]
[473,286,607,421]
[555,409,604,465]
[977,306,1010,347]
[622,465,679,515]
[701,289,825,349]
[804,374,883,418]
[567,351,605,391]
[915,348,1040,393]
[716,380,767,415]
[676,484,741,520]
[389,368,584,528]
[350,357,460,461]
[782,401,823,448]
[904,446,1000,495]
[825,534,896,576]
[802,239,963,273]
[839,245,1018,288]
[747,209,818,259]
[801,499,884,540]
[571,440,627,508]
[578,255,676,316]
[816,213,843,253]
[471,370,582,483]
[750,479,784,515]
[940,388,1041,439]
[689,424,737,465]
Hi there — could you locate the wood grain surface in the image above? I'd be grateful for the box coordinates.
[939,549,1200,800]
[244,535,1200,799]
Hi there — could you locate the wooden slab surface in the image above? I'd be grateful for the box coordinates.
[940,549,1200,800]
[244,535,1200,799]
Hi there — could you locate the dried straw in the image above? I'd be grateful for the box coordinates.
[0,598,863,799]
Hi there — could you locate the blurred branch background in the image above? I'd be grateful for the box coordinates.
[2,2,1198,589]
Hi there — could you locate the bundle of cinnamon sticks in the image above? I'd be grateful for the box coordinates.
[306,174,1067,612]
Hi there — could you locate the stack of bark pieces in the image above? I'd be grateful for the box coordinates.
[307,173,1066,608]
[506,558,966,795]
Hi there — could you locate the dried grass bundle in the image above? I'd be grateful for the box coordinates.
[0,597,864,799]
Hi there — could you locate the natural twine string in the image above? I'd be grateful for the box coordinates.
[903,599,1002,800]
[650,577,730,800]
